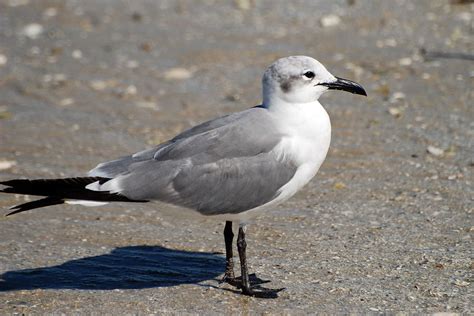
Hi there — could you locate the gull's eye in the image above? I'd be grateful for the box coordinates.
[303,71,315,80]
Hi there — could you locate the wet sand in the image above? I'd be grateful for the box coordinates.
[0,0,472,313]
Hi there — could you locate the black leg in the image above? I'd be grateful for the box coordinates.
[222,221,236,284]
[237,225,252,295]
[236,224,285,298]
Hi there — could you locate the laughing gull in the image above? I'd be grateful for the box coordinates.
[1,56,366,297]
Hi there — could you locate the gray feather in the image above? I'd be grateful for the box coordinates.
[90,107,297,215]
[89,107,271,176]
[170,155,296,214]
[89,109,258,177]
[89,156,135,177]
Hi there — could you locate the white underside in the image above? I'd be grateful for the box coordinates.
[65,200,109,207]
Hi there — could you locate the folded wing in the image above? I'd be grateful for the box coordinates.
[89,107,297,215]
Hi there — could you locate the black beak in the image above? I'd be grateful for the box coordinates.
[319,76,367,96]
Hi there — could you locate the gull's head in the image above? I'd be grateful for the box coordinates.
[262,56,366,105]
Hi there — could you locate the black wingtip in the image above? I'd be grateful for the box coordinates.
[1,179,27,187]
[6,207,23,217]
[4,197,65,216]
[1,177,149,215]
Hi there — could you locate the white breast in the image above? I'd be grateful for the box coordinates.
[271,100,331,200]
[224,100,331,222]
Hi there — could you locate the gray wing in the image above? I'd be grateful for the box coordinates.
[89,108,259,178]
[91,107,297,215]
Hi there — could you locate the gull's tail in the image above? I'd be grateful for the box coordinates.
[1,177,147,216]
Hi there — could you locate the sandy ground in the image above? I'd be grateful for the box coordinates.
[0,0,472,313]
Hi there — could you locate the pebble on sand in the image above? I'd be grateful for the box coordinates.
[333,182,346,189]
[234,0,252,10]
[90,80,108,91]
[398,57,412,66]
[22,23,44,39]
[72,50,83,59]
[135,101,159,110]
[389,92,406,103]
[0,160,17,171]
[163,67,193,80]
[453,279,470,287]
[320,14,341,28]
[43,7,58,18]
[388,107,403,118]
[0,54,7,66]
[427,146,444,157]
[59,98,75,106]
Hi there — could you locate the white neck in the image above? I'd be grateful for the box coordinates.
[264,97,328,128]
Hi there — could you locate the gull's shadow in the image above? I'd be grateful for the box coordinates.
[0,245,224,291]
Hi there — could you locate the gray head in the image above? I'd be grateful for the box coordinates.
[262,56,366,105]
